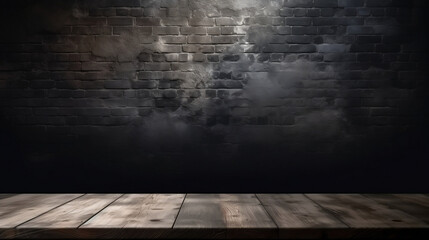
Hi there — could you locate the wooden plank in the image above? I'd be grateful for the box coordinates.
[257,194,346,228]
[392,194,429,208]
[366,194,429,224]
[174,194,277,239]
[18,194,122,228]
[306,194,428,228]
[2,194,429,239]
[257,194,348,239]
[80,194,185,228]
[0,194,83,228]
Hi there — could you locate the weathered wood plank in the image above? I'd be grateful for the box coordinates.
[80,194,185,228]
[0,194,83,228]
[257,194,346,228]
[392,194,429,208]
[366,194,429,224]
[257,194,348,239]
[306,194,428,228]
[175,194,276,228]
[18,194,122,228]
[174,194,277,239]
[2,194,429,239]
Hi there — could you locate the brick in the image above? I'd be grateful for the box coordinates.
[158,45,182,53]
[113,27,152,36]
[137,52,151,62]
[162,90,177,98]
[245,17,279,25]
[108,17,133,26]
[110,108,138,116]
[280,8,294,17]
[257,53,270,62]
[130,8,143,17]
[321,8,335,17]
[158,80,171,89]
[103,0,141,7]
[313,17,337,26]
[317,44,350,53]
[116,9,129,16]
[81,62,110,71]
[153,26,180,35]
[167,8,190,17]
[221,27,235,35]
[288,44,317,53]
[144,63,171,71]
[292,26,317,35]
[189,18,215,26]
[293,8,307,17]
[286,35,313,44]
[152,54,166,62]
[192,53,206,62]
[347,26,375,34]
[160,36,187,44]
[222,55,240,61]
[143,8,161,17]
[208,80,243,89]
[207,55,220,62]
[188,35,212,44]
[285,18,312,26]
[161,17,188,26]
[366,0,392,7]
[263,44,290,53]
[215,17,243,26]
[131,80,158,89]
[275,26,292,35]
[270,53,284,62]
[207,27,222,35]
[212,36,241,44]
[165,53,179,62]
[314,0,338,7]
[180,27,206,35]
[105,80,131,89]
[136,17,161,26]
[138,71,163,80]
[179,54,189,62]
[338,0,365,7]
[283,0,313,7]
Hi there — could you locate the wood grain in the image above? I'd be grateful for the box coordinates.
[80,194,185,228]
[1,194,429,239]
[175,194,276,228]
[174,194,277,239]
[0,194,83,228]
[257,194,347,228]
[306,194,428,228]
[392,194,429,208]
[366,194,429,224]
[257,194,348,239]
[18,194,121,228]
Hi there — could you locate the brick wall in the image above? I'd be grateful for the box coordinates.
[1,0,428,191]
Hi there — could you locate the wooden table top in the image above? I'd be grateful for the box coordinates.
[1,194,429,239]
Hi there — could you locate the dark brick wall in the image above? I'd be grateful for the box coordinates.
[1,0,428,192]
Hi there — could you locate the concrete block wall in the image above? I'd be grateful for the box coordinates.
[0,0,428,191]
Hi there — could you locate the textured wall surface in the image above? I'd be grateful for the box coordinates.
[1,0,428,192]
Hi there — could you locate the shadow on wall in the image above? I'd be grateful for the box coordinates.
[1,0,429,192]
